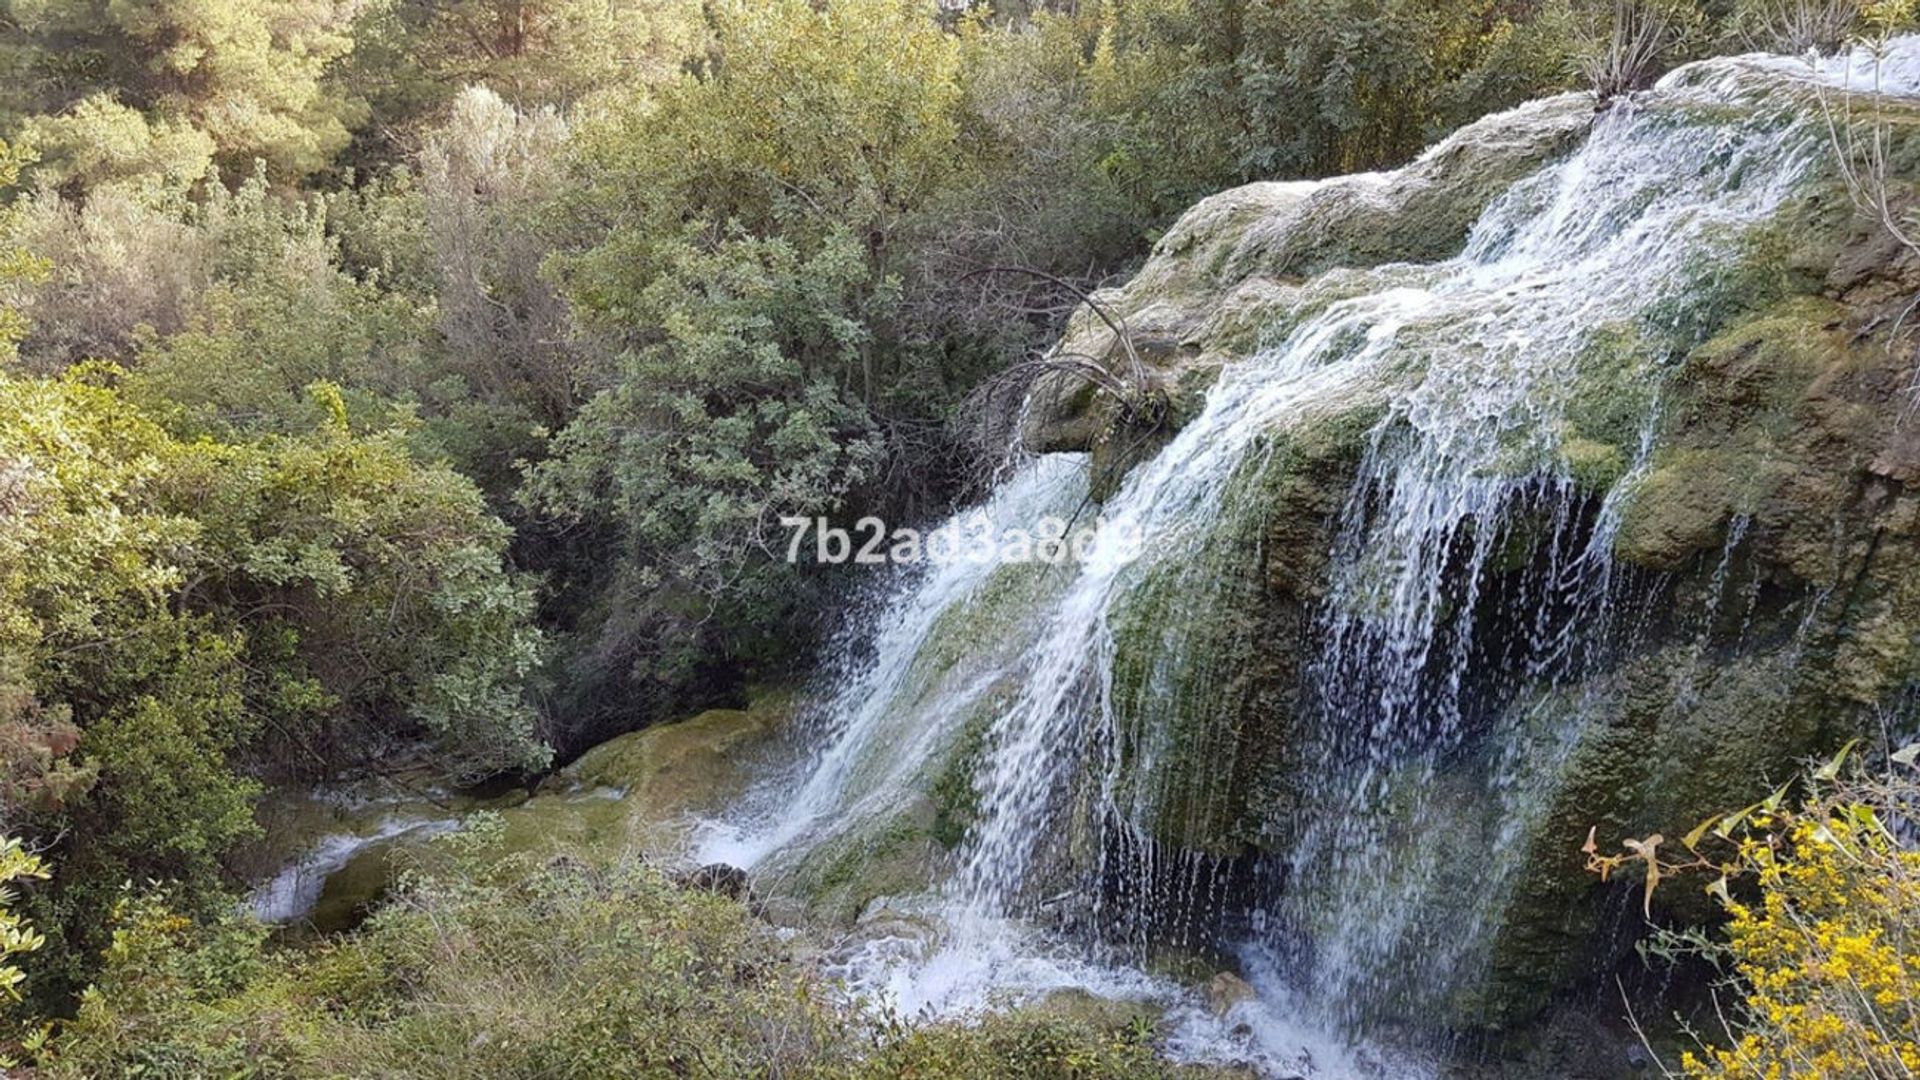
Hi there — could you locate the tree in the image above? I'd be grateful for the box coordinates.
[340,0,707,145]
[528,0,965,737]
[0,366,546,997]
[5,0,364,187]
[417,84,580,483]
[165,384,550,781]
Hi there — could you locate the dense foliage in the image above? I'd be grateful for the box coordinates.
[0,0,1602,759]
[0,367,544,996]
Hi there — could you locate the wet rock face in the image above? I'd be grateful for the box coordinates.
[766,790,946,926]
[1421,234,1920,1028]
[1008,59,1920,1038]
[254,696,794,929]
[1454,286,1920,1031]
[1103,407,1374,861]
[1018,94,1593,460]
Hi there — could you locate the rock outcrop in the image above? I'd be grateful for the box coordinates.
[255,694,794,931]
[1008,60,1920,1034]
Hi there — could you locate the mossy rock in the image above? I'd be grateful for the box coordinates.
[1021,95,1589,457]
[770,796,944,926]
[270,696,798,929]
[1614,296,1874,571]
[1224,96,1590,283]
[761,681,1028,924]
[488,694,796,860]
[556,692,794,821]
[1105,403,1376,860]
[1447,273,1920,1029]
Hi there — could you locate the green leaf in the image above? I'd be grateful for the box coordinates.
[1714,802,1761,840]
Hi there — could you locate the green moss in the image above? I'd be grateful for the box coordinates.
[1558,321,1663,478]
[1614,295,1857,569]
[493,786,635,861]
[911,560,1061,689]
[777,805,940,925]
[929,709,992,850]
[1561,436,1628,491]
[1102,404,1375,860]
[307,844,401,934]
[564,692,793,797]
[1645,210,1833,347]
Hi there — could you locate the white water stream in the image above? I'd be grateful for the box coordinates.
[686,42,1920,1077]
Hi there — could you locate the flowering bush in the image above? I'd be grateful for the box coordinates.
[1587,749,1920,1078]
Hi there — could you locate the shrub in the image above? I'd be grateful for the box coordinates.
[3,0,362,185]
[1729,0,1862,52]
[43,820,1178,1079]
[0,837,47,1007]
[1579,0,1694,101]
[1587,749,1920,1077]
[0,368,546,997]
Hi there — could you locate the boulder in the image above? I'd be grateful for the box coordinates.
[679,862,750,900]
[495,692,795,860]
[255,694,794,928]
[1203,972,1258,1017]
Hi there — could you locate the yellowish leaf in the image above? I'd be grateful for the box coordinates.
[1813,738,1859,782]
[1682,814,1718,853]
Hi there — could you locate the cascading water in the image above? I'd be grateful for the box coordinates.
[701,43,1920,1075]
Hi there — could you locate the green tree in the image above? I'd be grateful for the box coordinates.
[530,0,965,733]
[0,366,545,997]
[4,0,364,187]
[1069,0,1577,204]
[165,385,550,781]
[338,0,707,153]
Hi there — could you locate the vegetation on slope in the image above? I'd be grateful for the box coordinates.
[41,820,1188,1079]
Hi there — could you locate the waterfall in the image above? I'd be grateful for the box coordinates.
[700,42,1920,1075]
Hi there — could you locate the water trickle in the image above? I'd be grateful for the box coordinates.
[250,814,460,924]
